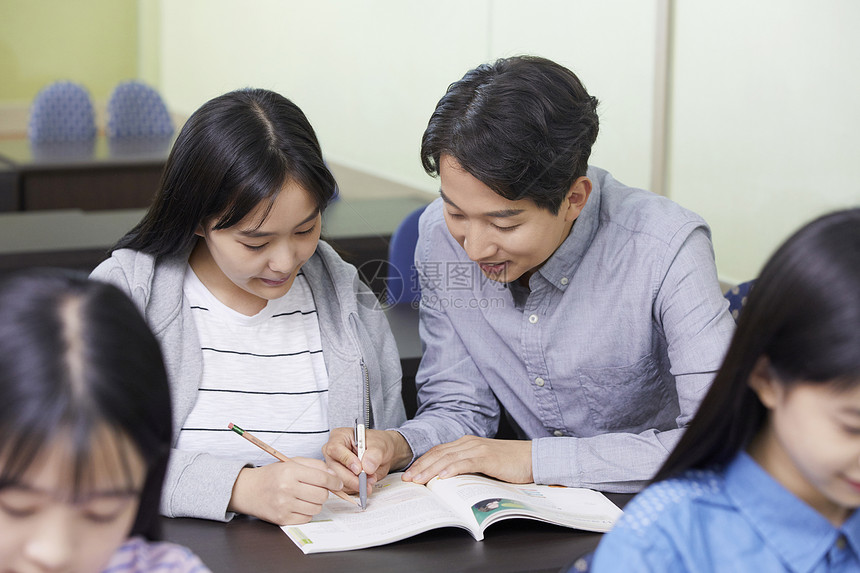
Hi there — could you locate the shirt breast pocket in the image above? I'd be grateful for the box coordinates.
[578,353,670,432]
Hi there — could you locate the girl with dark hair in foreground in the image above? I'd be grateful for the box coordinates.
[0,270,209,572]
[591,208,860,572]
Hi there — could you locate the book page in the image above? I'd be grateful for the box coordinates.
[282,473,472,553]
[427,474,622,533]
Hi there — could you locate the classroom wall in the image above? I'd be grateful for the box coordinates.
[0,0,138,104]
[489,1,659,200]
[2,0,858,284]
[154,0,658,196]
[153,0,859,284]
[668,1,860,283]
[137,0,161,88]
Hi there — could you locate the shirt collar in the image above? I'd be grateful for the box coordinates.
[530,166,603,291]
[725,451,860,573]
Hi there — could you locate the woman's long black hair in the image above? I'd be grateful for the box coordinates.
[114,88,337,256]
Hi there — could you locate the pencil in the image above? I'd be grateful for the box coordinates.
[228,423,358,506]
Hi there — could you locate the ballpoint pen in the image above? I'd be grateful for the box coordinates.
[355,418,367,510]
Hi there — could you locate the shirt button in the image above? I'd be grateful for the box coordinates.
[529,314,538,324]
[553,430,564,437]
[535,377,545,387]
[560,277,569,285]
[836,535,847,550]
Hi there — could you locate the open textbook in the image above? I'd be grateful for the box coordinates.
[283,472,623,554]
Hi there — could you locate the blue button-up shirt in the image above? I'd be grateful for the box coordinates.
[592,452,860,572]
[396,167,734,492]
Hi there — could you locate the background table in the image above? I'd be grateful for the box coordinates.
[0,195,429,282]
[161,492,632,573]
[0,156,431,283]
[0,136,171,211]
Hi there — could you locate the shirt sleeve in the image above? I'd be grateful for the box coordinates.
[533,226,734,490]
[395,212,503,462]
[160,450,249,521]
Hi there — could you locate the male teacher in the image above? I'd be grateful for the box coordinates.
[324,55,734,493]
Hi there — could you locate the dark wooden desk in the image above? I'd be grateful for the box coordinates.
[0,136,172,211]
[161,493,631,573]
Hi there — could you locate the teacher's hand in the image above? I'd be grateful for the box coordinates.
[323,427,413,494]
[402,436,533,484]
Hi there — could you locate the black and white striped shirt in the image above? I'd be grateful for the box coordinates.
[175,266,330,465]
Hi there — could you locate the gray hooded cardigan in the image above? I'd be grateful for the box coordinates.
[91,240,406,521]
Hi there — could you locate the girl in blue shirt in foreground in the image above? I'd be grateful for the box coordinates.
[0,271,209,573]
[592,208,860,572]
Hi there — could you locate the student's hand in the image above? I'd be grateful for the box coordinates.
[322,428,413,494]
[228,458,343,525]
[402,436,533,484]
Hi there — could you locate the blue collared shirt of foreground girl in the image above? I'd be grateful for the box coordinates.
[593,452,860,572]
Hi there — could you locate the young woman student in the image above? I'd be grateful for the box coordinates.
[590,208,860,571]
[91,88,406,525]
[0,270,210,572]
